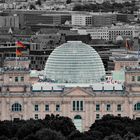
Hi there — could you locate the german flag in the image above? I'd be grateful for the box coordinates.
[16,49,22,56]
[125,39,132,50]
[16,41,26,48]
[125,39,129,49]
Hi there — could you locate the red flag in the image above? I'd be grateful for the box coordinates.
[125,40,129,49]
[16,49,22,56]
[125,39,132,50]
[16,41,25,48]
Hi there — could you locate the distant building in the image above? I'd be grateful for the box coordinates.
[72,14,93,26]
[113,57,140,71]
[92,13,117,27]
[24,13,71,27]
[71,12,117,27]
[0,15,19,28]
[117,13,135,23]
[77,27,109,40]
[108,25,136,41]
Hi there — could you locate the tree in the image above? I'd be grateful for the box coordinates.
[23,134,38,140]
[35,128,65,140]
[85,130,103,140]
[66,0,71,4]
[44,115,76,136]
[104,134,123,140]
[0,136,9,140]
[123,132,136,140]
[35,0,41,6]
[16,120,43,139]
[29,4,36,10]
[68,130,93,140]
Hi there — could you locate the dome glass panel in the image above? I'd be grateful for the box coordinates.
[44,41,105,83]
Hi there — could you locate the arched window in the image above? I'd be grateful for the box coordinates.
[12,103,22,112]
[74,115,82,120]
[134,103,140,111]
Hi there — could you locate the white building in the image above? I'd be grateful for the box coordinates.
[108,25,140,41]
[77,27,109,40]
[72,14,93,26]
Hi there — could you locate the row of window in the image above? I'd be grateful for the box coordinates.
[35,104,60,112]
[132,76,140,82]
[9,76,24,82]
[96,113,122,120]
[11,103,60,112]
[11,102,122,112]
[11,102,140,112]
[95,104,122,111]
[73,101,122,112]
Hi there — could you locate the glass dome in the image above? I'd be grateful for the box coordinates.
[44,41,105,83]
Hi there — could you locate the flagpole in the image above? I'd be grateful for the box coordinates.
[15,41,25,66]
[138,36,140,59]
[16,41,18,67]
[125,39,128,55]
[138,48,139,59]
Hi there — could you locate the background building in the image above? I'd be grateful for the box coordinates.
[0,15,19,28]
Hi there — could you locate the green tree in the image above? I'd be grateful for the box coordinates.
[29,4,36,10]
[66,0,71,4]
[35,129,65,140]
[35,0,41,6]
[0,136,9,140]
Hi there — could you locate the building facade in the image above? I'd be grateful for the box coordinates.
[72,14,93,26]
[0,15,19,28]
[77,27,109,40]
[1,41,140,132]
[71,13,116,27]
[108,26,136,41]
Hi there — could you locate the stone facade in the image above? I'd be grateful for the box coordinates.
[1,57,140,132]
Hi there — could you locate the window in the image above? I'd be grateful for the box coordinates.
[34,114,38,120]
[80,101,83,111]
[106,104,111,111]
[134,103,140,111]
[117,104,122,111]
[132,76,135,82]
[21,77,24,82]
[137,76,140,81]
[34,104,39,111]
[9,77,12,82]
[96,104,100,111]
[45,104,49,111]
[12,103,22,112]
[15,77,18,82]
[56,104,60,112]
[72,101,83,111]
[96,114,100,120]
[73,101,76,111]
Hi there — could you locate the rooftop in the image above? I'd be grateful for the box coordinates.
[32,82,124,93]
[115,56,139,61]
[2,66,30,72]
[4,57,30,61]
[125,66,140,72]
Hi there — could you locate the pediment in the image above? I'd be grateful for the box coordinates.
[62,87,94,97]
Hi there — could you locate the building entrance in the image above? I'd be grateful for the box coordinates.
[74,115,82,132]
